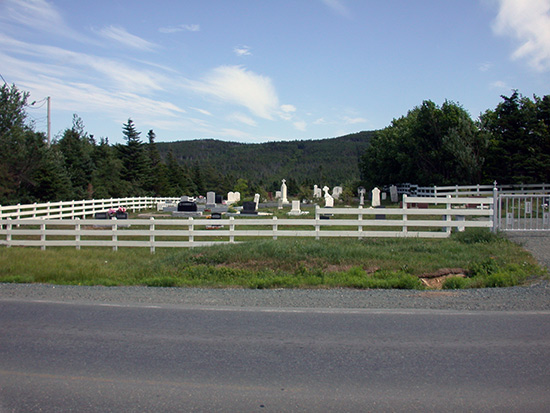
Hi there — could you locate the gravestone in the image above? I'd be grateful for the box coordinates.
[332,186,343,199]
[178,201,198,212]
[180,195,189,202]
[215,195,223,204]
[325,194,334,208]
[206,192,216,205]
[234,192,241,202]
[281,179,289,204]
[358,187,366,206]
[313,185,322,198]
[253,193,260,210]
[288,200,301,216]
[372,187,381,207]
[275,191,282,199]
[227,192,236,204]
[241,201,258,215]
[390,185,398,203]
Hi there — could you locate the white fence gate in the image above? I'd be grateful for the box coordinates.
[497,194,550,231]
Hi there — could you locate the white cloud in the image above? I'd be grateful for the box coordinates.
[227,112,257,127]
[294,120,307,131]
[234,45,252,56]
[279,104,297,120]
[479,62,492,72]
[190,107,212,116]
[343,116,367,124]
[490,80,509,89]
[98,26,156,51]
[159,24,200,33]
[187,65,280,119]
[321,0,352,18]
[1,0,88,42]
[492,0,550,71]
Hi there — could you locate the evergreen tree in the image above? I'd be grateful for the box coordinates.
[56,115,95,199]
[117,119,152,195]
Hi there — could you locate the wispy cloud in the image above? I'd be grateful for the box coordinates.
[342,116,367,125]
[227,112,257,127]
[492,0,550,71]
[321,0,352,18]
[159,24,200,33]
[490,80,509,89]
[1,0,87,41]
[187,65,280,119]
[234,45,252,56]
[98,26,157,51]
[294,120,307,131]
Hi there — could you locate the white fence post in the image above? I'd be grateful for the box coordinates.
[229,216,235,243]
[492,184,499,233]
[402,195,408,235]
[149,217,155,254]
[6,218,12,247]
[315,205,320,240]
[445,194,452,235]
[75,217,81,250]
[358,205,363,239]
[273,216,278,240]
[189,217,194,245]
[40,222,46,251]
[112,217,118,252]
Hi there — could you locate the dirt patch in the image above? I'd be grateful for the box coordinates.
[419,268,467,290]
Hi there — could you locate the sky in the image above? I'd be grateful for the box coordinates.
[1,0,550,144]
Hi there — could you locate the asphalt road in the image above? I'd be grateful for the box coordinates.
[1,299,549,412]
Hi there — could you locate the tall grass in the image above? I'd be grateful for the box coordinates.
[0,229,545,289]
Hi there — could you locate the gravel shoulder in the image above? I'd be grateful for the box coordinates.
[2,232,548,313]
[1,281,549,312]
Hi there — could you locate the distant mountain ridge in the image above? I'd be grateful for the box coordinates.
[156,131,374,186]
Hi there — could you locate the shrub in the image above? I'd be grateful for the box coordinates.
[442,276,467,289]
[453,228,501,244]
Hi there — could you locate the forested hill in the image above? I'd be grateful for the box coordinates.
[156,131,374,186]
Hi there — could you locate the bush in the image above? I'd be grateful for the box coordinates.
[453,228,501,244]
[442,276,467,289]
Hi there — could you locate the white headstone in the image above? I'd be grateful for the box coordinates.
[332,186,343,199]
[275,191,281,199]
[206,191,216,205]
[382,192,387,201]
[323,186,330,197]
[372,187,381,207]
[253,193,260,209]
[313,185,322,198]
[390,185,398,203]
[289,200,301,215]
[226,192,236,204]
[325,195,334,208]
[281,179,289,204]
[235,192,241,202]
[358,187,366,206]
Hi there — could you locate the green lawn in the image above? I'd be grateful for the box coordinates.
[0,228,546,289]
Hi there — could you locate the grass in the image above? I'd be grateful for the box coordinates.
[0,228,546,289]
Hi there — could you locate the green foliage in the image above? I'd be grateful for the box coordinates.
[481,91,550,184]
[452,228,501,244]
[360,100,487,187]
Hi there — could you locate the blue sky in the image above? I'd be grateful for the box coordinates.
[1,0,550,144]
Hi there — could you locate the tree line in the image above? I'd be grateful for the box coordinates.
[1,82,549,206]
[360,92,550,188]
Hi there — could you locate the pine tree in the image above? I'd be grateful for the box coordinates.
[117,119,152,195]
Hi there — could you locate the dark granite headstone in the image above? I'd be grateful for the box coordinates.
[178,201,198,212]
[94,212,109,219]
[241,201,258,215]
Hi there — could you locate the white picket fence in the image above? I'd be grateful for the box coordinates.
[0,197,180,220]
[0,195,494,251]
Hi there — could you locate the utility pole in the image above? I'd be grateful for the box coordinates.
[47,96,51,147]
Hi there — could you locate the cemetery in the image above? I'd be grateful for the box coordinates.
[0,179,515,252]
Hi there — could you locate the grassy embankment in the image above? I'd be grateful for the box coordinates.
[0,228,546,289]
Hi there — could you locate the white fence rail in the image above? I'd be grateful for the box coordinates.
[0,197,180,220]
[0,196,494,251]
[392,183,549,197]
